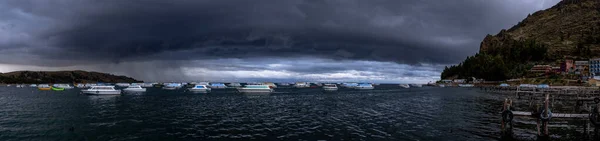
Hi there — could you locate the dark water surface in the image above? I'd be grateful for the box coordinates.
[0,85,592,140]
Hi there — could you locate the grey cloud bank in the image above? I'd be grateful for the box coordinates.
[0,0,559,82]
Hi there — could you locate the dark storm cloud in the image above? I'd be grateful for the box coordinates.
[0,0,560,66]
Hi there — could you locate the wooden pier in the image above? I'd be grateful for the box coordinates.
[510,111,589,118]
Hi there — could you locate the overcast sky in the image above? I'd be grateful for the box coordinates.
[0,0,560,83]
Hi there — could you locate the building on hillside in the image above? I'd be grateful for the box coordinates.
[590,58,600,78]
[440,80,453,83]
[551,67,561,73]
[575,61,590,78]
[530,65,552,75]
[560,59,574,74]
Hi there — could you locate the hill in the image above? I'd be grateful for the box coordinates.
[442,0,600,81]
[0,70,142,84]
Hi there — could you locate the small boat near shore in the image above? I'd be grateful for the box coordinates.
[163,83,182,90]
[123,85,146,93]
[355,83,374,90]
[237,85,273,93]
[81,86,121,95]
[188,85,211,93]
[53,84,74,89]
[115,83,131,87]
[52,87,65,91]
[264,82,277,88]
[294,82,309,88]
[38,84,51,91]
[399,84,410,88]
[323,84,338,91]
[209,83,227,89]
[227,83,242,87]
[341,83,358,88]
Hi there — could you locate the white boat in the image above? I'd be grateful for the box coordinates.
[140,83,155,88]
[312,83,323,87]
[75,84,85,88]
[355,83,374,90]
[163,83,182,90]
[277,83,291,87]
[438,84,445,88]
[237,85,273,93]
[399,84,410,88]
[209,83,227,89]
[341,83,358,88]
[84,83,97,88]
[409,84,423,88]
[322,84,338,91]
[499,83,510,87]
[263,82,277,88]
[294,82,309,88]
[29,84,38,87]
[227,83,242,87]
[458,84,474,87]
[81,86,121,95]
[123,85,146,92]
[54,84,74,89]
[188,85,211,93]
[115,83,131,87]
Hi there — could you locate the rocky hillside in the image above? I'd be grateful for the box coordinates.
[481,0,600,60]
[0,70,142,84]
[442,0,600,80]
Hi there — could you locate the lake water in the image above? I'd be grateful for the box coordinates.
[0,85,594,140]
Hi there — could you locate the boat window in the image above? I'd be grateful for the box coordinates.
[195,85,205,88]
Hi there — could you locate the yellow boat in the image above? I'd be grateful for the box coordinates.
[38,87,51,91]
[38,84,52,91]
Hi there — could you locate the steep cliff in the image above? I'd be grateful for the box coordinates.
[481,0,600,60]
[442,0,600,80]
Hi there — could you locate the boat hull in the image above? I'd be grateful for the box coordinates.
[188,89,210,93]
[123,88,146,92]
[82,90,122,95]
[162,87,179,90]
[52,87,65,91]
[237,89,273,93]
[38,88,51,91]
[323,87,338,91]
[355,87,374,90]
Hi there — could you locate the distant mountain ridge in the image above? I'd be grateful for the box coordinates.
[0,70,141,84]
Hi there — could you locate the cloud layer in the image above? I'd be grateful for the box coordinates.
[0,0,560,82]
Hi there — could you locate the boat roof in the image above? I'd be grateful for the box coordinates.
[195,85,207,88]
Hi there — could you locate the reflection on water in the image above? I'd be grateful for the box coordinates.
[0,85,596,140]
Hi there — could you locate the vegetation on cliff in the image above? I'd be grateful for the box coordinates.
[442,40,548,81]
[0,70,141,84]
